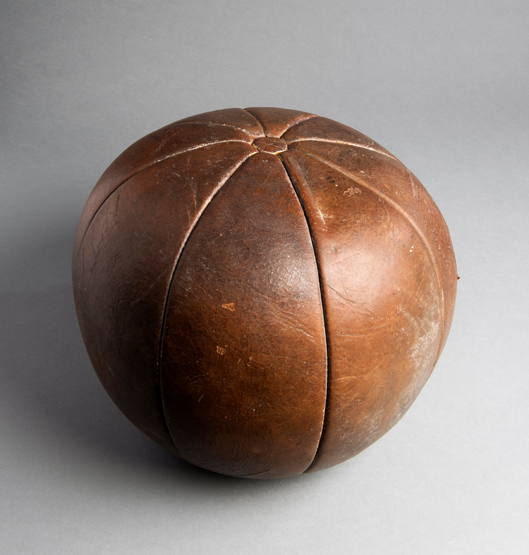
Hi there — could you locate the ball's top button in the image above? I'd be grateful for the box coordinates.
[253,137,287,155]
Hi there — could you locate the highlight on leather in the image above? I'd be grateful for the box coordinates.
[72,107,457,478]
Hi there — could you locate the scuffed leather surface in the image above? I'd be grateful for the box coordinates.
[72,107,457,478]
[160,154,327,478]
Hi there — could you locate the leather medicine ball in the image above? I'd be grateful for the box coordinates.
[72,107,457,479]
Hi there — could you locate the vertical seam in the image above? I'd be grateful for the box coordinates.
[156,152,257,450]
[298,149,447,369]
[278,154,330,472]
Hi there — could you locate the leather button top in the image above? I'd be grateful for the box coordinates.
[253,137,287,154]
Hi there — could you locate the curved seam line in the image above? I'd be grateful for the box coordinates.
[278,114,319,138]
[170,120,262,138]
[156,152,257,449]
[76,139,253,261]
[241,108,266,134]
[244,109,317,138]
[404,167,446,365]
[288,138,398,161]
[278,154,330,473]
[299,150,447,367]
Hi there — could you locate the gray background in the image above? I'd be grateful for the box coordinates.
[1,1,528,553]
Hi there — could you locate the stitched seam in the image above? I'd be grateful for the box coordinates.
[299,150,446,368]
[279,114,319,137]
[241,108,266,134]
[168,120,262,138]
[243,109,317,138]
[288,138,398,161]
[76,140,253,261]
[278,154,330,473]
[156,152,257,449]
[404,167,446,366]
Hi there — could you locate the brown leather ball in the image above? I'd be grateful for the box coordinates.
[72,107,457,478]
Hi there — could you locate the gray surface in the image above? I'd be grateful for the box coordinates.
[1,1,528,553]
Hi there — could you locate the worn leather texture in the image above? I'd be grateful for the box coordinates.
[72,107,457,478]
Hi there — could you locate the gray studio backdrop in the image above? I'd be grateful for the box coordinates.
[1,1,528,554]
